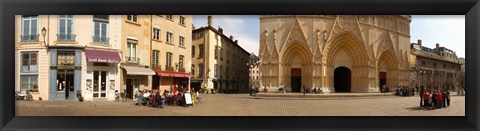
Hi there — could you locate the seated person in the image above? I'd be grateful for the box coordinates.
[137,91,146,106]
[154,92,164,108]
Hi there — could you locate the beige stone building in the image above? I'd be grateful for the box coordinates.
[191,16,250,93]
[119,15,193,99]
[15,15,123,101]
[409,39,463,91]
[259,15,412,93]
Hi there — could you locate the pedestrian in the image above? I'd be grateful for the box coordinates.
[422,90,430,108]
[432,90,437,108]
[436,90,443,108]
[303,85,306,96]
[446,90,451,106]
[442,89,447,108]
[419,86,424,107]
[137,91,145,106]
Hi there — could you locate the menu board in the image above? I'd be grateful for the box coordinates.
[184,93,192,105]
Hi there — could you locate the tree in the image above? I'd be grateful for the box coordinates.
[247,53,260,90]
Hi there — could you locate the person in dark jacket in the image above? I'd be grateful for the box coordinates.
[419,86,424,107]
[442,89,447,108]
[432,90,437,108]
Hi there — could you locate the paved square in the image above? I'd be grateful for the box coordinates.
[16,94,465,116]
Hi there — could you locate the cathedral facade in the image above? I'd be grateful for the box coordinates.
[259,15,412,93]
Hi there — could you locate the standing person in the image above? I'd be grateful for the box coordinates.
[419,86,425,107]
[154,91,164,108]
[432,90,437,108]
[436,90,443,108]
[422,90,429,108]
[442,89,447,108]
[446,90,451,107]
[303,85,306,96]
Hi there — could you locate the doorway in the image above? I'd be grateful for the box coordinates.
[93,71,107,98]
[291,68,302,92]
[334,66,351,92]
[379,72,386,90]
[57,70,75,99]
[126,79,139,99]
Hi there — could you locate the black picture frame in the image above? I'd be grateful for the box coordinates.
[1,0,479,130]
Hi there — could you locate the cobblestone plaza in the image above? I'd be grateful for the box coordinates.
[16,94,465,116]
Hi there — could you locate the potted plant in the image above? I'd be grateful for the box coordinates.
[76,90,84,102]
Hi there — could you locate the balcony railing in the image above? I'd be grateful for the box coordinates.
[20,34,39,42]
[165,65,174,71]
[178,67,186,72]
[57,34,76,42]
[92,36,109,44]
[152,65,162,70]
[125,56,140,64]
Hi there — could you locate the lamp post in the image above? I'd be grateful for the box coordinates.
[41,27,47,48]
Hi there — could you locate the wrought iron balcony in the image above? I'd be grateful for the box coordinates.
[125,56,140,64]
[178,67,186,72]
[92,36,109,44]
[20,34,39,42]
[57,34,76,42]
[165,65,174,71]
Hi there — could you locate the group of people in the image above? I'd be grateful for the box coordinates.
[419,87,451,109]
[394,86,415,96]
[136,88,198,108]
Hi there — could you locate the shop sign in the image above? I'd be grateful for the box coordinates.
[88,58,119,64]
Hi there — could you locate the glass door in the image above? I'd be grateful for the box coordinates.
[93,71,107,98]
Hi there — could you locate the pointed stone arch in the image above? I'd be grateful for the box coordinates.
[280,42,313,92]
[323,32,370,92]
[377,48,400,90]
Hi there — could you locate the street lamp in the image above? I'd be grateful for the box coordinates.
[41,27,47,47]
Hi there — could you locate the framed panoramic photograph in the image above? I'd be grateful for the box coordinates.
[1,0,479,130]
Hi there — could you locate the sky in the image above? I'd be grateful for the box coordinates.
[193,15,465,58]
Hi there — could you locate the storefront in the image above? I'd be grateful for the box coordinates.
[154,70,193,94]
[84,49,121,101]
[121,66,155,99]
[49,48,83,100]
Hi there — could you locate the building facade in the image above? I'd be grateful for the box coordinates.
[191,16,250,93]
[119,15,193,99]
[259,15,412,93]
[410,39,463,91]
[15,15,122,101]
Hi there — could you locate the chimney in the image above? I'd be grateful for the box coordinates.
[436,43,440,48]
[417,39,422,46]
[208,15,213,27]
[235,40,238,44]
[192,24,196,30]
[230,35,234,40]
[218,26,223,34]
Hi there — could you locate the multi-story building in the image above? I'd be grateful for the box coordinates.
[119,15,193,99]
[191,16,250,93]
[15,15,123,101]
[410,39,463,91]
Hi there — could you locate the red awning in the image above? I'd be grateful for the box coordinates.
[85,49,121,64]
[155,70,194,78]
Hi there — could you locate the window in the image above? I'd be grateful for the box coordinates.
[199,44,204,58]
[199,64,204,77]
[127,39,137,61]
[166,52,173,68]
[58,15,75,41]
[214,64,217,77]
[199,32,204,38]
[166,32,173,44]
[179,16,185,25]
[421,61,425,65]
[93,15,109,44]
[191,65,195,75]
[191,46,195,57]
[443,64,446,68]
[179,36,185,46]
[153,27,160,40]
[127,15,137,22]
[215,47,218,59]
[21,75,38,91]
[179,55,184,70]
[220,66,223,78]
[21,15,39,42]
[21,52,38,72]
[152,50,160,67]
[57,52,75,66]
[166,15,173,20]
[220,49,223,60]
[433,63,436,67]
